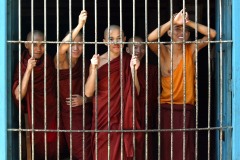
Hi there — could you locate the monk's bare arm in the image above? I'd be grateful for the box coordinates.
[130,56,140,95]
[85,66,97,97]
[186,20,216,51]
[14,57,36,100]
[85,54,99,97]
[54,10,87,64]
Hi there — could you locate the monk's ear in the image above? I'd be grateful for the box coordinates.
[167,30,172,37]
[123,36,126,42]
[25,43,30,49]
[126,47,130,54]
[103,38,108,46]
[168,30,172,37]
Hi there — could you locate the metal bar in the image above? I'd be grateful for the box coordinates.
[169,0,174,160]
[107,0,111,159]
[43,0,47,158]
[94,0,99,159]
[18,0,22,158]
[8,40,230,44]
[82,2,86,160]
[219,0,223,159]
[144,0,149,160]
[68,0,73,159]
[182,3,187,160]
[30,0,35,158]
[157,0,161,159]
[119,0,124,159]
[194,1,199,160]
[132,0,136,159]
[8,126,232,132]
[207,0,211,160]
[56,0,60,159]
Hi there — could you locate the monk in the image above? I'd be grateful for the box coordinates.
[126,36,158,160]
[12,30,62,159]
[54,10,92,160]
[148,9,216,160]
[85,25,144,160]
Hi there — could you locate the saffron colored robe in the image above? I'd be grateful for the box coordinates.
[12,50,63,160]
[160,44,195,160]
[91,53,144,160]
[59,57,92,160]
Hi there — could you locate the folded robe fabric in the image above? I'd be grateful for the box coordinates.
[12,50,61,159]
[91,53,143,160]
[59,57,92,160]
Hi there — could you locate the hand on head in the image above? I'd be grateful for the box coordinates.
[173,9,189,26]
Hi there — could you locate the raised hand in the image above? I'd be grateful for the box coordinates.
[90,54,100,69]
[173,9,189,26]
[26,57,37,72]
[79,10,88,28]
[130,55,140,71]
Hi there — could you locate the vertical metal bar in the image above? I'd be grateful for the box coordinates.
[132,0,136,159]
[107,0,111,159]
[119,0,124,159]
[30,0,35,158]
[144,0,149,159]
[43,0,47,158]
[207,0,211,160]
[157,0,161,159]
[169,0,173,159]
[182,3,186,160]
[18,0,22,158]
[56,0,60,159]
[68,0,73,159]
[219,0,223,159]
[94,0,98,159]
[82,1,86,160]
[194,0,199,159]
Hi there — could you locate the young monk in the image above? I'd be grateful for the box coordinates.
[126,36,158,160]
[12,30,62,159]
[85,25,144,160]
[148,9,216,160]
[54,10,92,160]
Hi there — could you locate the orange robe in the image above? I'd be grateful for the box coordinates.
[160,45,195,160]
[59,57,92,160]
[91,53,143,160]
[12,50,63,160]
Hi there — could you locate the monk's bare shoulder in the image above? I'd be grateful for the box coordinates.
[98,53,108,68]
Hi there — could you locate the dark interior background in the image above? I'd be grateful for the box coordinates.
[18,0,217,159]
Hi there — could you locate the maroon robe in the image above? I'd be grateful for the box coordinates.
[91,53,144,160]
[161,104,195,160]
[137,62,158,160]
[12,50,61,160]
[59,57,92,160]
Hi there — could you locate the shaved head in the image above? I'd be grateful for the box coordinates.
[104,25,125,39]
[126,36,145,60]
[127,36,144,47]
[26,30,44,41]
